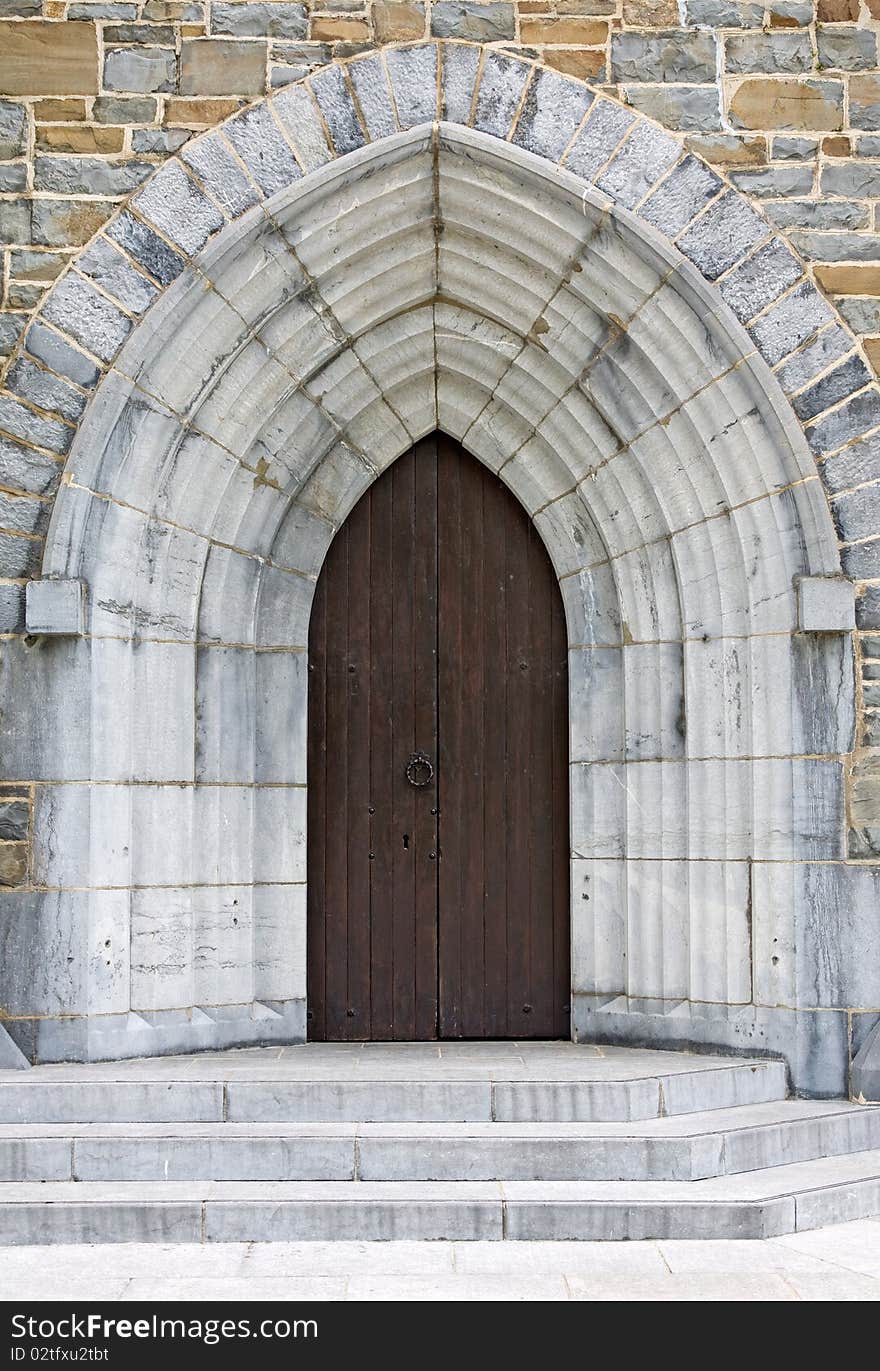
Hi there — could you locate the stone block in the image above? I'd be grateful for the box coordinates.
[373,1,425,41]
[0,315,27,357]
[181,130,260,215]
[793,354,872,424]
[212,2,307,37]
[565,100,635,183]
[346,54,396,141]
[792,231,880,263]
[386,44,437,129]
[848,76,880,131]
[676,188,767,280]
[23,322,100,391]
[103,46,177,94]
[24,578,85,637]
[595,121,680,211]
[765,201,869,231]
[105,210,187,285]
[309,64,365,155]
[611,31,715,84]
[717,238,801,323]
[725,31,812,74]
[729,78,844,132]
[639,154,722,237]
[132,159,224,254]
[622,84,722,132]
[271,80,332,171]
[521,16,607,43]
[1,22,99,95]
[513,68,594,164]
[685,0,763,20]
[34,155,153,197]
[775,325,852,397]
[852,1021,880,1102]
[37,125,126,156]
[31,199,114,248]
[5,357,87,425]
[728,165,813,197]
[41,273,132,363]
[180,40,265,96]
[817,25,877,72]
[749,280,834,366]
[431,1,511,39]
[93,95,158,124]
[797,577,855,633]
[807,388,880,456]
[0,101,26,159]
[474,50,531,139]
[0,393,72,456]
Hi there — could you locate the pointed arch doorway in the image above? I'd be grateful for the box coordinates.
[307,433,570,1041]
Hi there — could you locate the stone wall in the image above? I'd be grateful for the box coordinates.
[2,2,880,373]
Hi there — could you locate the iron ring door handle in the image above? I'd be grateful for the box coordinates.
[405,752,434,788]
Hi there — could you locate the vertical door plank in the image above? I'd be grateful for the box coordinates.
[322,522,352,1040]
[367,464,395,1039]
[413,438,440,1038]
[306,565,328,1039]
[345,494,372,1039]
[437,439,463,1038]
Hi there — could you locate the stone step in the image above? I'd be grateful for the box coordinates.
[0,1054,788,1124]
[0,1149,878,1243]
[0,1101,876,1183]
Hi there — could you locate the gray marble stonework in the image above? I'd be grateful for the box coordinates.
[0,44,876,1096]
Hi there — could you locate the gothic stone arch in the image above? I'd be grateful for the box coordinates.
[1,43,878,1094]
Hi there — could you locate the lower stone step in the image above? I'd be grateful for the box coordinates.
[1,1149,879,1242]
[0,1100,877,1183]
[0,1055,787,1124]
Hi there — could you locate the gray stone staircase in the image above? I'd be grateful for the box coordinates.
[0,1042,878,1242]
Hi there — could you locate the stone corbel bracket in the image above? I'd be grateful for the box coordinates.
[24,579,86,638]
[796,576,856,633]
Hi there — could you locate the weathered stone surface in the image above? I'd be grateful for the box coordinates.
[626,0,677,22]
[77,237,159,314]
[132,128,190,154]
[5,356,87,423]
[772,135,817,159]
[685,0,763,21]
[821,161,880,198]
[797,576,856,632]
[41,272,132,363]
[347,54,396,141]
[776,324,852,396]
[34,155,153,196]
[0,202,30,245]
[612,31,715,84]
[1,22,99,95]
[521,16,607,44]
[815,263,880,295]
[431,1,512,40]
[0,315,27,357]
[25,579,85,635]
[837,298,880,334]
[373,1,425,42]
[24,320,101,389]
[622,84,722,132]
[0,101,27,159]
[93,95,158,124]
[718,238,801,323]
[0,845,28,887]
[639,154,723,236]
[0,803,28,843]
[677,189,767,280]
[725,31,812,75]
[685,133,765,165]
[749,279,834,365]
[106,210,187,286]
[596,121,680,210]
[474,50,531,138]
[37,124,126,155]
[728,165,814,197]
[765,200,869,231]
[514,68,593,163]
[180,39,265,96]
[310,64,365,154]
[224,103,302,195]
[0,165,27,193]
[847,76,880,132]
[0,393,72,455]
[103,46,177,94]
[789,231,880,263]
[565,100,635,182]
[212,2,307,36]
[807,387,880,456]
[386,44,437,129]
[729,78,844,132]
[132,160,224,254]
[181,131,259,215]
[817,25,877,72]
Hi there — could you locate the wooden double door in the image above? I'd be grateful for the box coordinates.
[307,433,570,1040]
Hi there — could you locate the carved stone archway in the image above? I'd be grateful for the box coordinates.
[1,44,877,1094]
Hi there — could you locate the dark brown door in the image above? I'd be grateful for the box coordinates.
[307,433,569,1040]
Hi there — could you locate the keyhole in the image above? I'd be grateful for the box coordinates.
[402,833,409,850]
